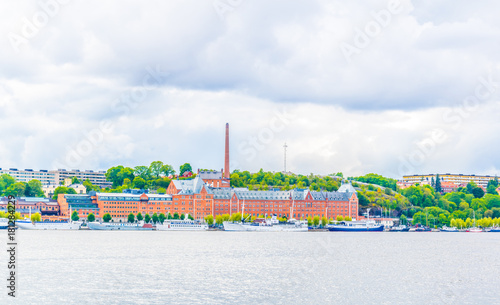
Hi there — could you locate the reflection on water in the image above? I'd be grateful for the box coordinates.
[1,231,499,304]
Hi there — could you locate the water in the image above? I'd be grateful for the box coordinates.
[1,231,499,305]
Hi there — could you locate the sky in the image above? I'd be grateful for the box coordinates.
[0,0,499,179]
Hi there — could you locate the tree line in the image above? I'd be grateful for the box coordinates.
[0,174,44,197]
[72,211,195,224]
[230,169,342,191]
[352,173,500,228]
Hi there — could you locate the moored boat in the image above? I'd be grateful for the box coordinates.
[327,220,384,232]
[0,218,9,229]
[466,227,483,233]
[440,226,459,232]
[223,216,308,232]
[16,220,81,230]
[389,225,410,232]
[488,227,500,232]
[156,219,208,231]
[414,226,431,232]
[466,211,482,232]
[88,221,154,231]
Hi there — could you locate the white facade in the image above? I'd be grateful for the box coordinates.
[0,168,111,188]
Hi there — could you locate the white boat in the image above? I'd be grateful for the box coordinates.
[440,226,459,232]
[156,219,208,231]
[16,206,81,230]
[467,227,483,233]
[88,221,154,231]
[328,209,384,232]
[16,220,81,230]
[1,218,10,229]
[467,211,483,232]
[327,220,384,232]
[223,216,308,232]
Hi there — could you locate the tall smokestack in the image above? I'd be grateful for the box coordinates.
[224,123,230,179]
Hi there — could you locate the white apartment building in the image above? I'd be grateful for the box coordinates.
[0,168,112,188]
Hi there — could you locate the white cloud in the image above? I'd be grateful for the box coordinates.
[0,0,499,178]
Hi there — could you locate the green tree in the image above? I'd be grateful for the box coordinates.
[466,181,478,194]
[230,212,242,222]
[153,177,171,189]
[459,202,469,211]
[489,178,499,188]
[71,211,79,221]
[83,179,100,193]
[134,166,150,180]
[307,216,312,226]
[312,215,320,226]
[159,213,167,224]
[31,212,42,222]
[137,212,143,221]
[336,215,344,221]
[230,173,244,187]
[71,177,80,184]
[26,180,44,197]
[105,166,135,188]
[103,213,112,222]
[128,213,135,223]
[215,215,224,225]
[352,173,397,190]
[357,192,370,206]
[487,184,498,195]
[179,163,192,176]
[123,178,131,187]
[435,174,442,193]
[485,195,500,209]
[87,213,95,222]
[145,214,151,223]
[0,174,16,195]
[400,214,408,225]
[133,177,146,189]
[152,213,159,223]
[180,214,185,220]
[321,216,328,227]
[4,182,27,197]
[160,164,175,177]
[149,161,164,179]
[52,186,77,200]
[472,187,485,199]
[173,212,180,219]
[157,187,166,194]
[205,214,214,226]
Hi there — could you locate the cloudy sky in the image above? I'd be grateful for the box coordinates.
[1,0,499,178]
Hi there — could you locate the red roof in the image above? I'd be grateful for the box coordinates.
[181,171,193,177]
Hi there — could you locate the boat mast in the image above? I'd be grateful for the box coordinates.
[242,200,245,221]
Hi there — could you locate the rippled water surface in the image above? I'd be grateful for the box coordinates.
[1,231,499,304]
